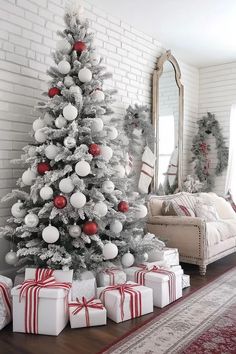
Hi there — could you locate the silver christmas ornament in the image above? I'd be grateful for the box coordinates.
[69,224,81,238]
[5,250,18,265]
[24,213,39,228]
[64,136,76,149]
[11,200,26,218]
[102,180,115,193]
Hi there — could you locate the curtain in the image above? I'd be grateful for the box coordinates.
[225,104,236,200]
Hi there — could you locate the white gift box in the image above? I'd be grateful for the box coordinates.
[97,281,153,323]
[182,274,190,289]
[124,265,183,308]
[97,268,127,287]
[72,271,96,300]
[147,247,179,266]
[69,298,107,328]
[11,268,73,336]
[0,275,12,330]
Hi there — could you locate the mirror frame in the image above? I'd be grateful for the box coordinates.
[152,50,184,193]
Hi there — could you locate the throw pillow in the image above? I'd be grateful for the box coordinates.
[195,200,219,221]
[161,201,195,217]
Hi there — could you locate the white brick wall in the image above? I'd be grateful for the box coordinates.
[0,0,199,271]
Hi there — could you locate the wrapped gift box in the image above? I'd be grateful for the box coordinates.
[182,274,190,289]
[72,271,96,300]
[97,281,153,323]
[97,268,127,287]
[0,275,12,330]
[124,265,183,308]
[11,268,73,336]
[69,297,107,328]
[147,247,179,266]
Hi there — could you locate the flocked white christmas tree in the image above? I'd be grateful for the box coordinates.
[0,1,162,274]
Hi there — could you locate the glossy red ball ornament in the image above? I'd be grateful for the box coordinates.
[88,143,101,157]
[118,201,129,213]
[83,221,98,235]
[37,162,51,175]
[73,41,86,53]
[53,195,67,209]
[48,87,60,98]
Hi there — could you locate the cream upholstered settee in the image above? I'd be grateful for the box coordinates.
[146,192,236,275]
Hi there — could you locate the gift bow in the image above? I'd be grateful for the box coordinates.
[69,297,104,327]
[99,283,142,321]
[102,268,121,285]
[0,281,12,319]
[18,268,71,334]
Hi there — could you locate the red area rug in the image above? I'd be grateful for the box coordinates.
[101,267,236,354]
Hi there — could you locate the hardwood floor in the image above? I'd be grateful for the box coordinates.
[1,253,236,354]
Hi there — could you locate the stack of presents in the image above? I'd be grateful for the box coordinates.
[0,247,190,335]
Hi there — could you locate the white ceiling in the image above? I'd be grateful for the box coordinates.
[87,0,236,67]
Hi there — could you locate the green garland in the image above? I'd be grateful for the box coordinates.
[191,112,229,191]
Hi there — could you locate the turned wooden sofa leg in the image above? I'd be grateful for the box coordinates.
[199,265,207,276]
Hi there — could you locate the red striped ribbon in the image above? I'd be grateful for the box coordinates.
[68,297,104,327]
[0,281,12,319]
[135,265,176,302]
[102,268,121,285]
[99,283,142,321]
[18,268,71,334]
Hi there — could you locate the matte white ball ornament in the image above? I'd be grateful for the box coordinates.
[5,250,18,265]
[78,67,92,83]
[42,225,59,243]
[136,252,149,263]
[59,177,74,194]
[102,242,118,260]
[32,118,45,132]
[11,200,26,218]
[110,219,123,234]
[24,213,39,228]
[121,252,135,267]
[63,103,78,121]
[94,201,108,217]
[45,144,59,160]
[91,118,103,133]
[135,205,148,219]
[55,115,67,129]
[56,38,71,54]
[69,85,82,96]
[64,75,74,88]
[107,127,118,140]
[58,60,71,75]
[75,160,91,177]
[100,146,113,161]
[102,180,115,194]
[35,129,47,143]
[64,136,76,149]
[39,185,53,200]
[90,52,101,65]
[91,89,105,102]
[114,165,126,178]
[22,169,36,186]
[70,191,86,208]
[69,224,81,238]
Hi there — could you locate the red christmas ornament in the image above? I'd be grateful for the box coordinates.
[89,143,101,157]
[118,201,129,213]
[48,87,60,98]
[73,41,86,53]
[37,162,51,175]
[53,195,67,209]
[83,221,98,235]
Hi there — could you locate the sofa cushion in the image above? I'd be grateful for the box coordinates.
[161,200,195,217]
[195,200,219,222]
[206,219,236,246]
[198,193,236,220]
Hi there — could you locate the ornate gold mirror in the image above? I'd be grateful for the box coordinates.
[152,50,184,194]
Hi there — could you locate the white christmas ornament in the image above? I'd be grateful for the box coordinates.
[59,177,74,194]
[56,38,71,54]
[75,160,91,177]
[110,219,123,234]
[100,146,113,161]
[114,165,126,178]
[78,67,92,83]
[5,250,18,265]
[24,213,39,228]
[103,242,118,260]
[91,118,103,133]
[90,52,101,65]
[42,225,59,243]
[94,201,108,217]
[35,129,47,143]
[91,89,105,102]
[64,75,74,88]
[135,205,148,219]
[121,252,135,267]
[64,136,76,149]
[70,191,86,208]
[107,127,118,140]
[69,224,81,238]
[69,85,82,96]
[58,60,71,75]
[63,103,78,121]
[22,169,36,186]
[55,115,67,129]
[136,253,149,263]
[102,180,115,194]
[11,201,26,218]
[45,144,59,160]
[39,186,53,200]
[32,118,45,132]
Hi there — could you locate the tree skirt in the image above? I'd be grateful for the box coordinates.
[101,268,236,354]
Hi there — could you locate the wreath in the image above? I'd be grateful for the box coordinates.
[191,112,229,191]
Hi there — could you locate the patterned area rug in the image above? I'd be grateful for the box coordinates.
[102,268,236,354]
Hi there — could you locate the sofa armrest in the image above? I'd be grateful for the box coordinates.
[148,215,205,228]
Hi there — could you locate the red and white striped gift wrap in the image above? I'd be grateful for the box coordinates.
[0,275,12,330]
[97,268,127,287]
